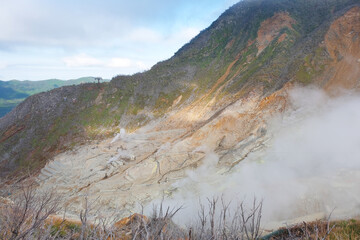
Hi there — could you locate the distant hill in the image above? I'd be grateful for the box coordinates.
[0,77,109,117]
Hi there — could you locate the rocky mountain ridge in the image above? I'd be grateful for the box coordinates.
[1,0,360,226]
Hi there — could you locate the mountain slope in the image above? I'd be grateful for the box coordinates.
[1,0,360,227]
[0,77,107,118]
[0,77,105,95]
[0,86,29,100]
[0,0,360,177]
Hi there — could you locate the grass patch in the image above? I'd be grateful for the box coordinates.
[295,47,328,85]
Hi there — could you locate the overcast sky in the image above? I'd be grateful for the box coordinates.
[0,0,239,81]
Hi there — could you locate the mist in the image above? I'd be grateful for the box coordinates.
[147,87,360,226]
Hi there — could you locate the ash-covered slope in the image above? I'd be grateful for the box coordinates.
[1,0,360,178]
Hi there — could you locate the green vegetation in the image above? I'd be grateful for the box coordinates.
[296,47,328,84]
[50,220,82,238]
[296,65,313,84]
[154,91,181,116]
[0,77,107,95]
[128,94,148,115]
[0,86,29,99]
[266,219,360,239]
[0,77,109,117]
[331,219,360,239]
[153,86,194,117]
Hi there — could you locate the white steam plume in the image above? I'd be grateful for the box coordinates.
[147,87,360,226]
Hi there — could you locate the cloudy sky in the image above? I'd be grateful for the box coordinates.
[0,0,239,81]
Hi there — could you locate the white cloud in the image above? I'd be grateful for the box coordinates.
[107,58,132,68]
[63,54,102,67]
[0,62,7,69]
[135,61,150,69]
[125,26,199,47]
[127,28,162,43]
[61,54,151,74]
[0,0,237,80]
[107,58,150,71]
[175,27,200,42]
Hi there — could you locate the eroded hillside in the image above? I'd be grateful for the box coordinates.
[1,0,360,229]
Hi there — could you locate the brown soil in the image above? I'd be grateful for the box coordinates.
[0,125,25,143]
[277,33,288,43]
[323,7,360,90]
[256,12,296,55]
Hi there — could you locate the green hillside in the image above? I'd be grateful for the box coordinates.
[0,77,108,117]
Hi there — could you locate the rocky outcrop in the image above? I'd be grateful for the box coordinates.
[323,7,360,90]
[256,12,296,55]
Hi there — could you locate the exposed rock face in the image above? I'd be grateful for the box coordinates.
[35,86,288,219]
[1,0,360,227]
[323,7,360,90]
[256,12,296,55]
